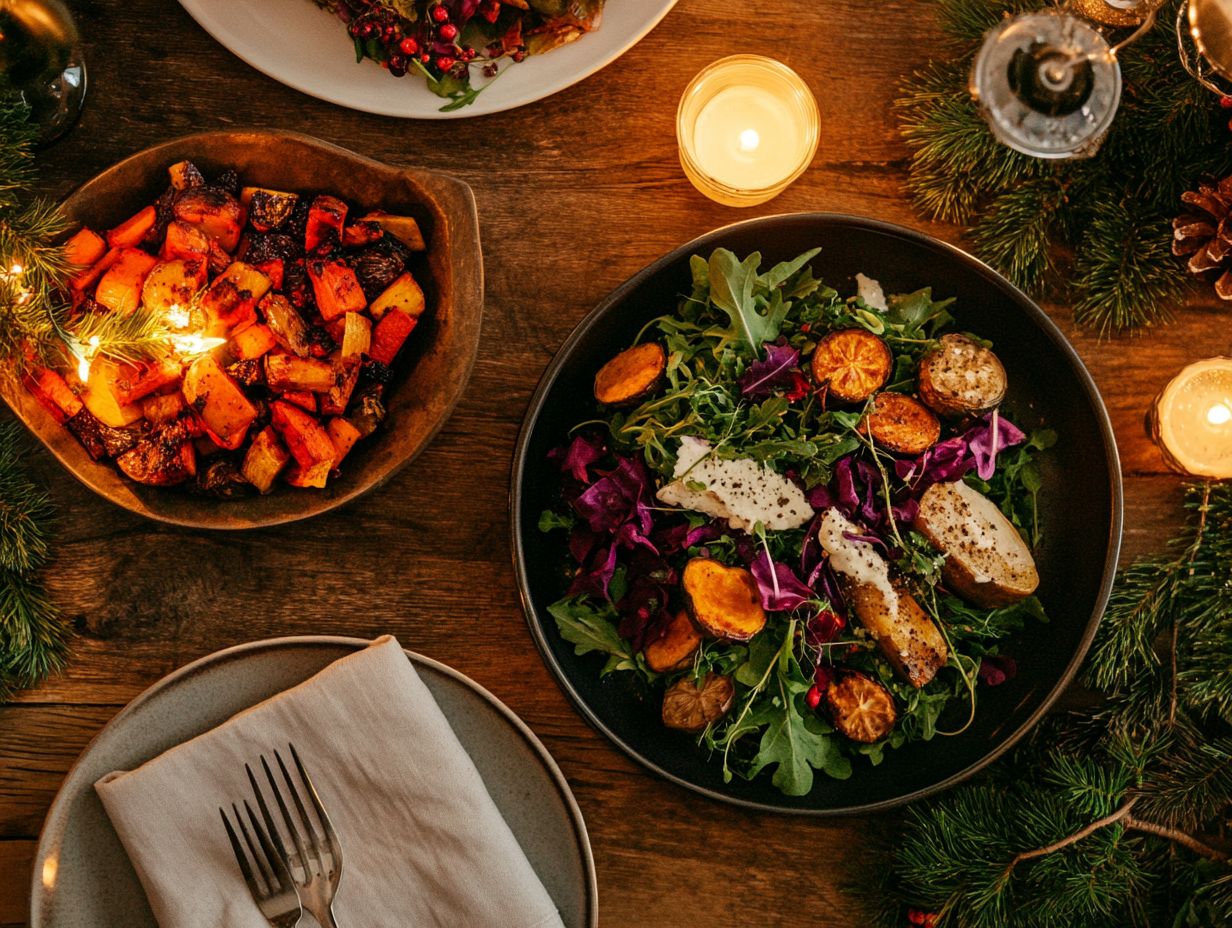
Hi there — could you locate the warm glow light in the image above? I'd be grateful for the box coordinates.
[74,335,101,382]
[165,303,190,329]
[41,854,58,890]
[170,334,226,357]
[1208,402,1232,426]
[8,262,23,276]
[1154,357,1232,478]
[738,128,761,152]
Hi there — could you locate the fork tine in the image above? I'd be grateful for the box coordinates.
[263,754,314,879]
[244,800,292,893]
[220,806,262,899]
[274,748,325,874]
[246,762,290,866]
[233,802,273,894]
[289,743,341,870]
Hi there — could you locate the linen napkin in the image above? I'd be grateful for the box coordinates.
[95,635,565,928]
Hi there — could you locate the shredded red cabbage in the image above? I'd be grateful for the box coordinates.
[978,654,1018,687]
[749,550,815,611]
[738,342,802,398]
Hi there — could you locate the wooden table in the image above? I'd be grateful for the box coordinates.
[0,1,1212,924]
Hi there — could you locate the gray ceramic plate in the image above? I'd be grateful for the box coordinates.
[30,637,597,928]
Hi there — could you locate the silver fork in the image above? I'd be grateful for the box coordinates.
[219,800,303,927]
[252,744,344,928]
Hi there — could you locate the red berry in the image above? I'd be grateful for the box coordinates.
[439,23,458,40]
[399,36,419,55]
[1221,95,1232,109]
[431,5,449,22]
[461,46,476,61]
[436,55,457,71]
[420,52,431,63]
[805,684,822,710]
[512,49,526,63]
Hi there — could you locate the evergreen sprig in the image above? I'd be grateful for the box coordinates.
[873,484,1232,927]
[0,421,65,697]
[897,1,1232,332]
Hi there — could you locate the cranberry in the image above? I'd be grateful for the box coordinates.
[436,55,457,71]
[805,684,822,710]
[461,46,476,61]
[359,21,377,38]
[420,52,431,63]
[399,36,419,55]
[1221,95,1232,109]
[439,23,458,41]
[431,4,449,22]
[388,54,407,76]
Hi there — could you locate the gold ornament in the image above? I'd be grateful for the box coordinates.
[1190,0,1232,82]
[1070,0,1146,27]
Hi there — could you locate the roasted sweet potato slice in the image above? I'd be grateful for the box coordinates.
[107,206,157,249]
[662,673,735,732]
[810,328,892,402]
[594,342,666,407]
[306,258,367,321]
[182,355,258,450]
[682,558,766,642]
[859,392,941,455]
[917,334,1007,418]
[643,610,703,673]
[824,671,898,743]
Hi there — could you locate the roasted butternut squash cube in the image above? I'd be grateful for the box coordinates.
[79,359,144,428]
[269,400,335,472]
[326,416,362,467]
[284,460,332,488]
[241,426,290,493]
[182,355,257,450]
[113,357,183,406]
[368,271,425,321]
[368,307,419,365]
[200,261,271,336]
[359,212,427,251]
[107,206,157,248]
[95,248,159,314]
[306,258,366,321]
[264,354,336,393]
[232,323,278,360]
[304,194,347,252]
[341,312,371,361]
[141,391,186,426]
[64,227,106,270]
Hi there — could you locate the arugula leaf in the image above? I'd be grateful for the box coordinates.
[538,509,574,532]
[748,679,852,795]
[707,249,800,353]
[761,248,821,290]
[547,598,639,676]
[886,287,956,337]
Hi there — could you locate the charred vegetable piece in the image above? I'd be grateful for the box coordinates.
[859,392,941,456]
[305,195,347,253]
[326,416,362,467]
[307,258,367,321]
[594,342,666,407]
[115,421,196,486]
[264,354,337,393]
[260,293,311,357]
[320,357,359,416]
[141,258,205,311]
[341,312,371,362]
[914,479,1039,607]
[182,355,258,450]
[823,672,898,743]
[95,248,159,314]
[346,385,386,437]
[368,271,424,320]
[662,673,736,732]
[172,186,245,252]
[22,367,83,423]
[245,232,301,264]
[193,457,252,499]
[242,425,290,493]
[341,220,383,248]
[113,357,183,406]
[359,211,427,251]
[65,408,142,460]
[360,358,393,385]
[643,610,703,673]
[240,187,299,233]
[200,262,272,336]
[168,160,205,190]
[106,206,157,249]
[142,392,186,426]
[213,169,240,195]
[917,333,1008,418]
[64,227,106,269]
[351,246,406,299]
[161,220,209,262]
[232,323,278,360]
[810,328,893,402]
[681,558,766,642]
[368,308,418,366]
[226,359,266,391]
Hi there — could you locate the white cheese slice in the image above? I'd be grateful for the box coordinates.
[816,507,899,618]
[855,273,888,311]
[655,436,813,532]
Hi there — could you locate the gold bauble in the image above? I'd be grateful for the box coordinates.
[1190,0,1232,82]
[1070,0,1146,28]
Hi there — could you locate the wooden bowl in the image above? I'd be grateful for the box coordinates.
[1,130,483,529]
[511,213,1123,814]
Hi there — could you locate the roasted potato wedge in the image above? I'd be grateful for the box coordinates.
[917,334,1007,418]
[593,342,667,407]
[810,328,892,403]
[859,392,941,456]
[914,479,1039,607]
[682,558,767,642]
[172,186,244,252]
[824,671,898,743]
[662,673,735,732]
[644,610,703,673]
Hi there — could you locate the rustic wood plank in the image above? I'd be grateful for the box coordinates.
[0,841,33,924]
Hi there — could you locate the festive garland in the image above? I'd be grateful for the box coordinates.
[872,483,1232,928]
[897,0,1232,332]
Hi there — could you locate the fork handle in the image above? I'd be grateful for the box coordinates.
[304,905,340,928]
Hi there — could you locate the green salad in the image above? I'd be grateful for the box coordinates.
[540,248,1055,796]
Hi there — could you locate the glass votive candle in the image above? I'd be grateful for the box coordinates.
[1148,357,1232,479]
[676,55,820,207]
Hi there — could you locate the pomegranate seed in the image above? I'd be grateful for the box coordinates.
[431,4,449,22]
[436,55,457,71]
[439,23,458,41]
[805,684,822,710]
[399,36,419,55]
[1221,95,1232,109]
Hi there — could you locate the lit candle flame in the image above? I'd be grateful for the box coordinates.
[738,128,761,152]
[1207,402,1232,426]
[165,303,190,329]
[75,335,101,382]
[170,334,226,357]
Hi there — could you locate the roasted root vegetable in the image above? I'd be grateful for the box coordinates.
[95,248,159,314]
[368,306,419,366]
[161,220,209,262]
[341,312,371,361]
[172,186,244,251]
[78,359,144,428]
[823,672,898,743]
[360,211,427,251]
[307,258,367,321]
[113,357,183,406]
[917,333,1008,418]
[305,194,347,252]
[368,271,425,320]
[141,391,185,425]
[320,357,358,416]
[662,673,735,732]
[914,479,1040,607]
[23,367,83,423]
[107,206,157,248]
[182,355,258,450]
[326,416,361,467]
[115,421,196,486]
[643,610,703,673]
[140,259,204,311]
[64,227,106,269]
[264,354,337,393]
[859,392,941,456]
[681,558,766,642]
[70,246,120,292]
[269,399,335,484]
[168,160,204,190]
[593,342,666,407]
[241,426,290,493]
[240,187,298,233]
[810,328,893,402]
[232,323,278,360]
[200,261,272,335]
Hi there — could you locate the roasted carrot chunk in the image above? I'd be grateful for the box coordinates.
[182,355,257,450]
[594,342,666,406]
[682,558,766,642]
[22,367,83,423]
[64,227,106,269]
[810,328,893,403]
[106,205,157,248]
[643,610,703,673]
[859,392,941,456]
[278,390,317,413]
[305,194,347,252]
[307,258,367,321]
[113,357,183,406]
[368,308,418,365]
[269,399,336,471]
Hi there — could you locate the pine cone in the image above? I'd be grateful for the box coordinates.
[1174,176,1232,300]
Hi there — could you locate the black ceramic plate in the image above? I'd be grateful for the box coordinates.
[511,214,1123,814]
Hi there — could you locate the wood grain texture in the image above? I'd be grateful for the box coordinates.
[0,0,1220,925]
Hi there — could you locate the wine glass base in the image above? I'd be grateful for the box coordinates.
[20,44,87,147]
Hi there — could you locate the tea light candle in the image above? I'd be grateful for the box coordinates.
[1150,357,1232,478]
[677,55,820,207]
